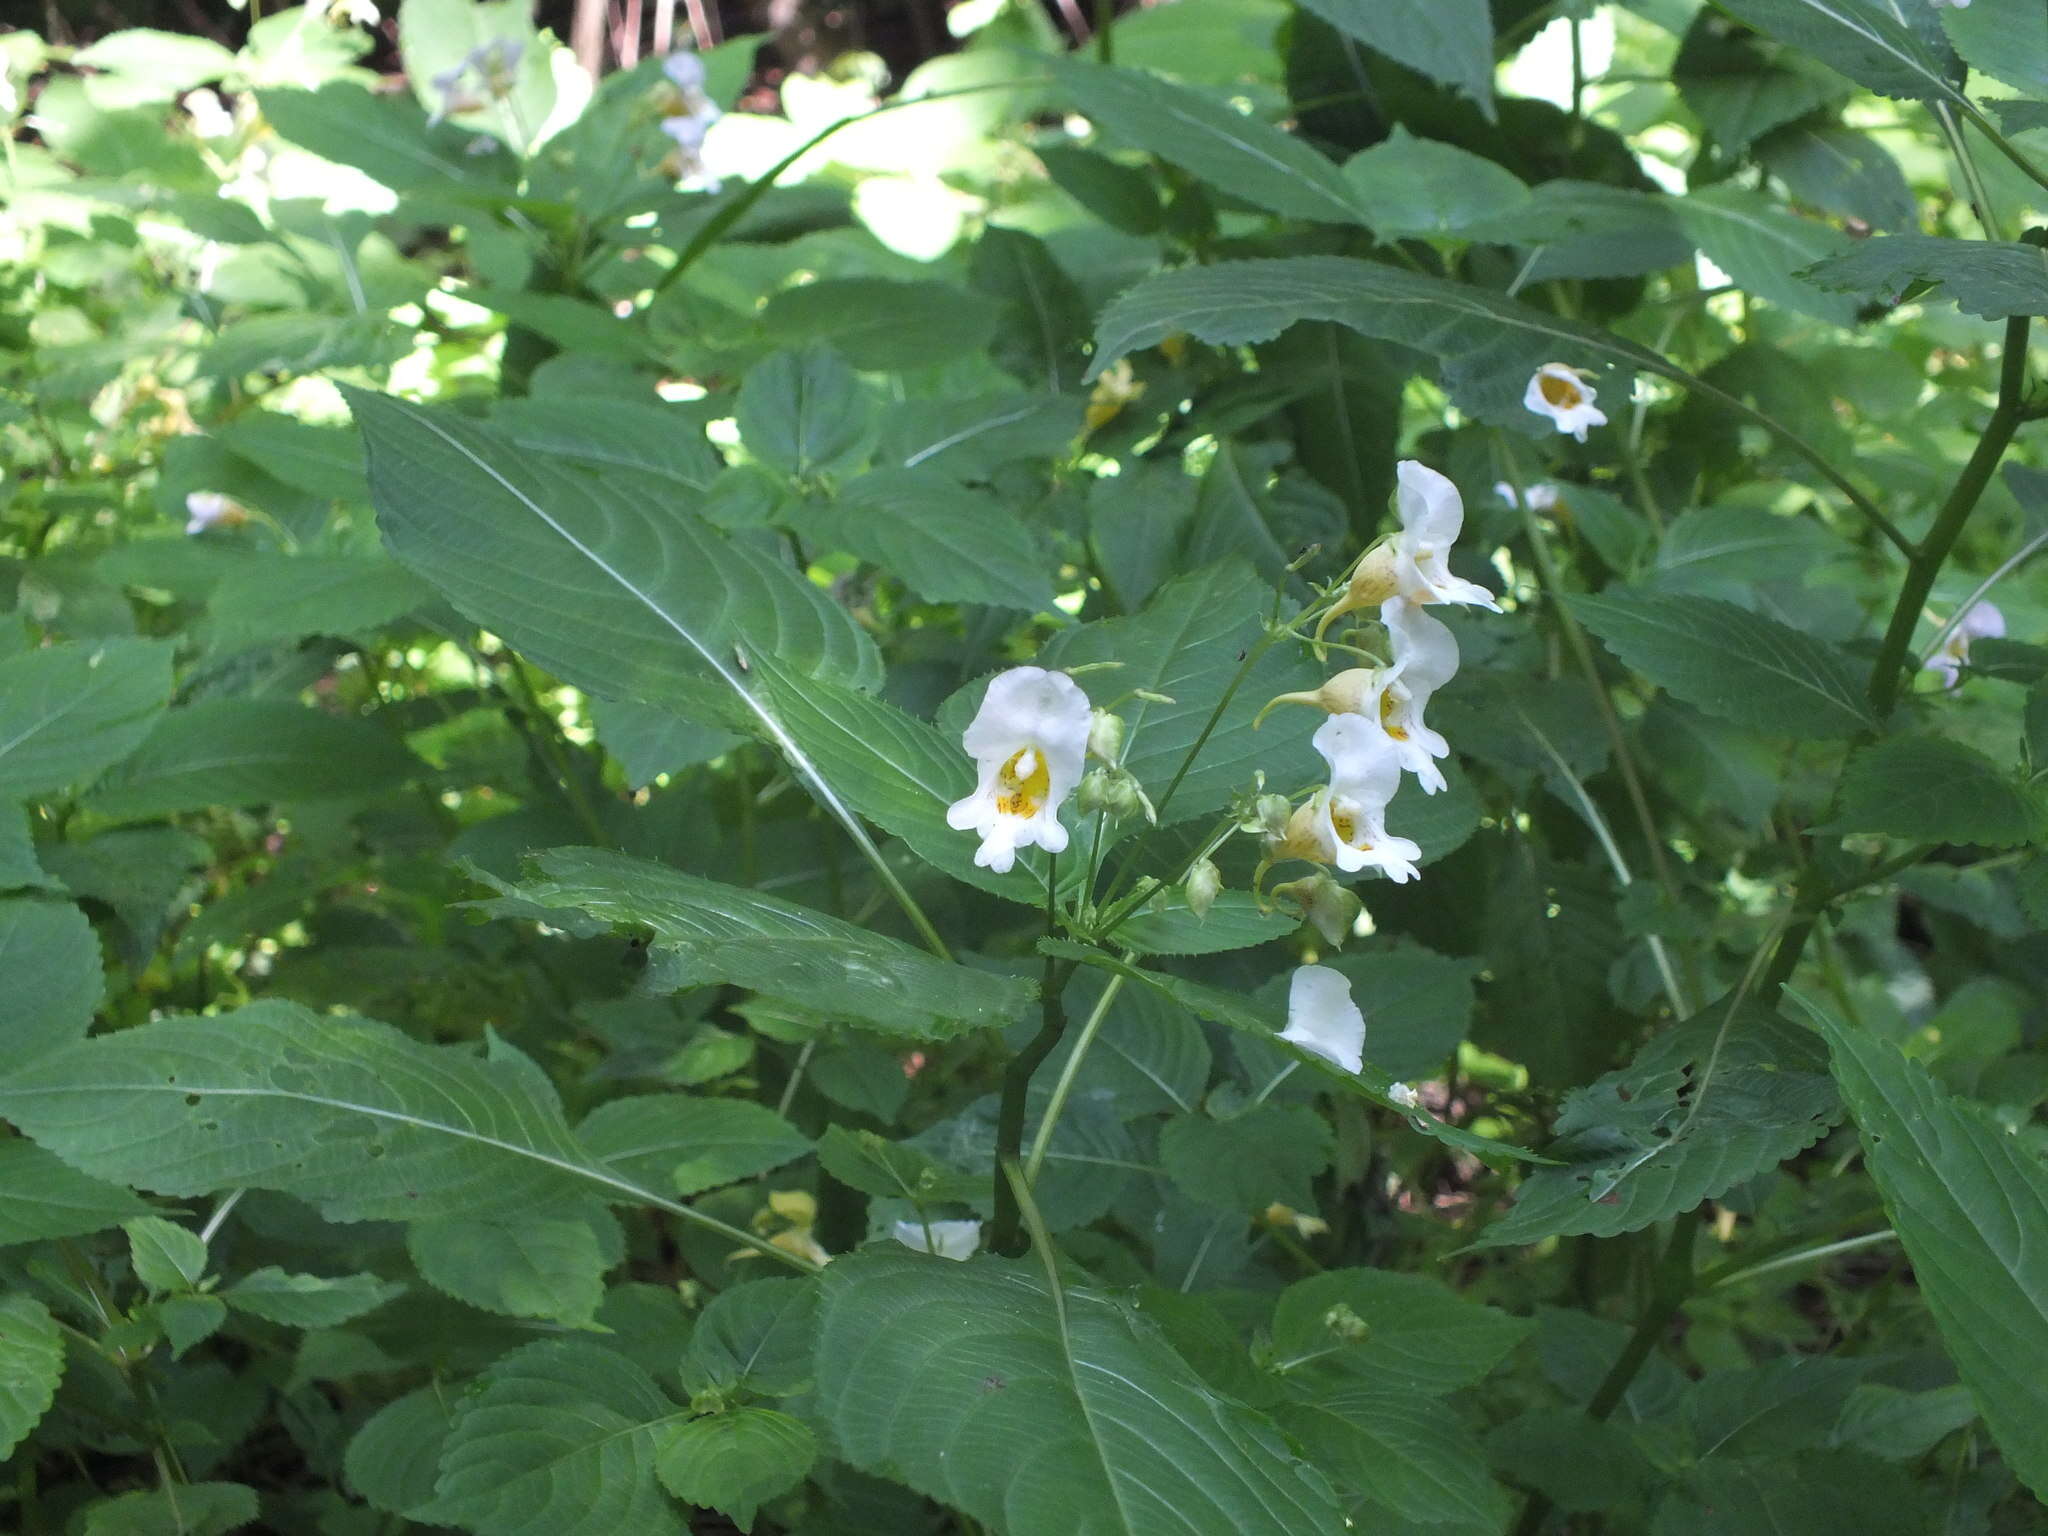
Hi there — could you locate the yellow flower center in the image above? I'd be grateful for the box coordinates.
[1538,370,1584,408]
[1379,690,1409,741]
[997,746,1050,817]
[1328,801,1371,851]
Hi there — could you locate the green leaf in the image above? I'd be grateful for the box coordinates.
[206,555,433,655]
[1033,143,1164,235]
[683,1277,819,1397]
[1473,1009,1839,1248]
[735,344,874,480]
[1339,126,1529,240]
[759,279,998,372]
[222,1267,405,1328]
[1826,736,2040,847]
[816,1125,982,1204]
[590,698,740,790]
[1271,1269,1533,1396]
[1293,0,1494,116]
[74,29,233,103]
[1044,970,1212,1119]
[0,1140,150,1245]
[0,1001,665,1223]
[80,1482,259,1536]
[490,398,724,494]
[0,897,101,1073]
[0,1292,63,1460]
[1276,1389,1510,1532]
[1711,0,1964,105]
[0,639,173,800]
[257,81,517,190]
[346,1386,458,1515]
[1322,946,1478,1082]
[1160,1105,1332,1215]
[1830,1383,1978,1460]
[408,1216,607,1327]
[417,1339,687,1536]
[579,1094,813,1196]
[125,1215,209,1293]
[972,227,1091,394]
[655,1408,815,1533]
[1570,591,1875,738]
[1092,256,1660,432]
[1048,57,1363,226]
[1754,123,1915,232]
[156,1293,228,1359]
[804,469,1055,612]
[86,700,422,820]
[1642,505,1835,599]
[1112,890,1299,957]
[815,1250,1345,1535]
[1937,0,2048,94]
[477,846,1031,1038]
[1799,994,2048,1500]
[1669,187,1856,326]
[1801,234,2048,319]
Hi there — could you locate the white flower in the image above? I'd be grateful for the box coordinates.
[427,38,522,125]
[1494,480,1559,512]
[946,666,1092,873]
[1388,1082,1421,1110]
[184,491,242,535]
[660,113,714,154]
[1306,714,1421,883]
[1390,461,1500,611]
[1282,965,1366,1074]
[184,88,234,139]
[1524,363,1608,442]
[662,50,708,92]
[1368,598,1459,793]
[1925,601,2004,688]
[891,1218,981,1260]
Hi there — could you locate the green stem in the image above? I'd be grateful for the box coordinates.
[992,873,1072,1256]
[1024,971,1126,1184]
[1867,313,2033,720]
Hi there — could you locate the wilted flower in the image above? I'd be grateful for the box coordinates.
[1086,708,1126,763]
[184,491,245,535]
[1318,462,1497,641]
[738,1189,831,1267]
[1085,358,1145,432]
[1282,964,1366,1074]
[1524,363,1608,442]
[1268,870,1362,948]
[1387,1082,1421,1110]
[946,666,1092,872]
[891,1218,981,1260]
[1925,601,2004,688]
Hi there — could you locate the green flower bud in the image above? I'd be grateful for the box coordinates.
[1185,857,1223,919]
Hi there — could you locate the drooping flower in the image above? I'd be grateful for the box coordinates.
[1318,462,1497,640]
[891,1218,981,1260]
[1524,363,1608,442]
[1185,856,1223,919]
[184,491,245,535]
[1306,714,1421,882]
[1282,964,1366,1074]
[1268,870,1362,948]
[1925,601,2004,689]
[1375,597,1459,792]
[946,666,1092,873]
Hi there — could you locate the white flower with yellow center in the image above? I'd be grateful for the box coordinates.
[1925,601,2004,689]
[1525,363,1608,441]
[946,666,1091,873]
[1302,713,1421,883]
[1317,462,1496,640]
[891,1218,981,1260]
[1282,964,1366,1074]
[184,491,244,535]
[1375,597,1459,792]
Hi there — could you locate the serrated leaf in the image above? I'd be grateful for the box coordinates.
[408,1216,607,1327]
[125,1215,209,1292]
[1571,591,1875,737]
[258,81,516,191]
[1669,187,1857,326]
[0,1292,63,1460]
[0,1001,676,1223]
[1272,1269,1532,1397]
[655,1407,815,1533]
[1043,971,1212,1118]
[1340,126,1529,240]
[0,897,101,1073]
[1754,123,1915,232]
[1802,234,2048,319]
[1277,1389,1511,1531]
[157,1293,228,1358]
[1160,1105,1332,1214]
[816,1250,1345,1535]
[1938,0,2048,94]
[1800,995,2048,1500]
[0,1141,150,1244]
[205,555,433,655]
[223,1267,405,1328]
[1827,736,2039,847]
[477,846,1030,1037]
[1711,0,1964,105]
[1048,57,1362,226]
[684,1277,819,1398]
[1294,0,1494,116]
[1473,1009,1840,1248]
[735,345,873,480]
[1092,256,1660,432]
[418,1339,687,1536]
[1112,890,1299,956]
[86,699,421,820]
[802,469,1055,612]
[0,639,173,800]
[579,1094,813,1196]
[347,1385,458,1515]
[816,1125,982,1204]
[80,1481,258,1536]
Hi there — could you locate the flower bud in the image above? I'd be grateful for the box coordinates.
[1269,870,1362,948]
[1254,668,1380,728]
[1087,708,1126,764]
[1185,857,1223,919]
[1313,543,1400,644]
[1075,767,1114,816]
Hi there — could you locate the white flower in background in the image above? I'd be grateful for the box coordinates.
[1388,1082,1421,1110]
[1318,461,1497,639]
[1303,713,1421,883]
[658,50,723,188]
[946,666,1092,873]
[183,491,244,535]
[184,88,234,139]
[1282,965,1366,1074]
[1925,601,2004,688]
[427,38,523,125]
[1494,480,1559,512]
[891,1218,981,1260]
[662,50,708,92]
[1525,363,1608,441]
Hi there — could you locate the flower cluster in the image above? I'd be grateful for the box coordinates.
[1925,600,2003,689]
[427,38,523,127]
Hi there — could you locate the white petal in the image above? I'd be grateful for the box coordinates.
[960,667,1092,799]
[663,50,708,91]
[1959,601,2005,641]
[891,1218,981,1260]
[1382,598,1460,696]
[1282,965,1365,1074]
[1396,460,1464,546]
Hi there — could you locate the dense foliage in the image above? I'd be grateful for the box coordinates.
[5,0,2048,1531]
